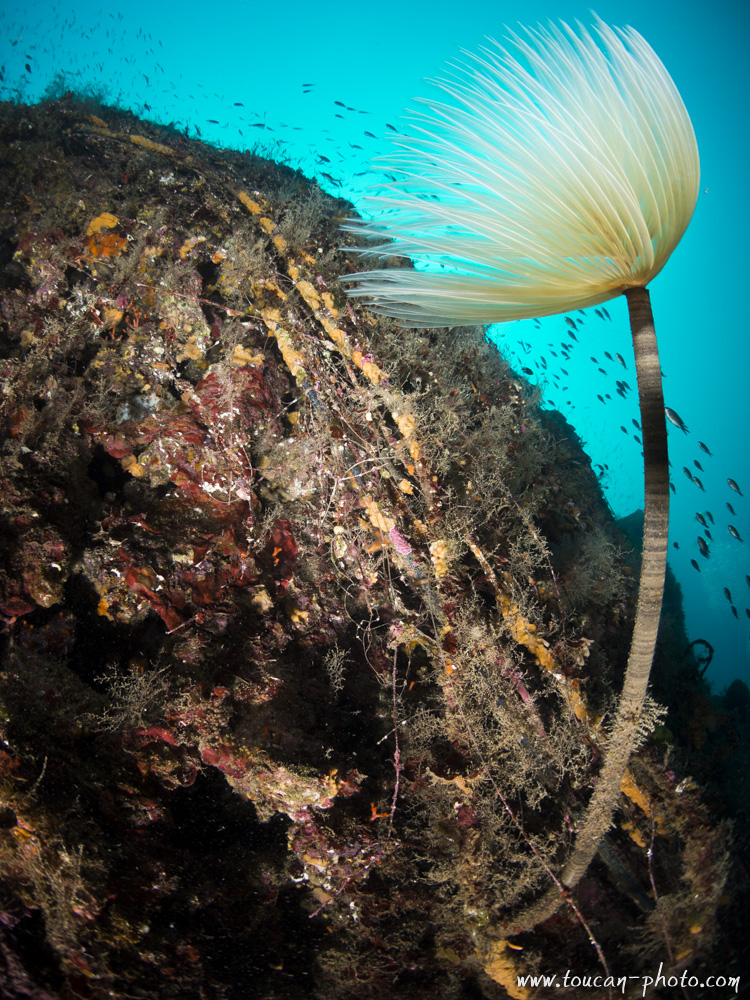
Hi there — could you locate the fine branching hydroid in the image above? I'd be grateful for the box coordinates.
[343,18,699,934]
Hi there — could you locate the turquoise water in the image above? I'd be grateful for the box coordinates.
[2,0,747,693]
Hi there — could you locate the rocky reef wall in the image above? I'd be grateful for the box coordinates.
[0,97,744,999]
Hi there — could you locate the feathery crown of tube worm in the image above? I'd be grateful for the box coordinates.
[342,18,699,326]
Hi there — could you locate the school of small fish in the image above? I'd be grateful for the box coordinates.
[503,309,748,628]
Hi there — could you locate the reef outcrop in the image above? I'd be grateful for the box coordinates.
[0,97,744,999]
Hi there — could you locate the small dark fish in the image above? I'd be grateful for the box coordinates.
[634,435,641,444]
[707,511,714,524]
[697,537,709,558]
[693,459,703,472]
[386,123,398,131]
[615,353,627,368]
[724,587,733,603]
[597,394,605,403]
[590,356,598,363]
[620,426,628,435]
[731,606,738,619]
[746,609,750,619]
[683,467,694,483]
[565,317,577,329]
[522,367,533,376]
[632,419,641,430]
[665,407,689,433]
[729,525,744,542]
[728,502,736,515]
[364,131,376,138]
[691,559,700,572]
[670,483,676,494]
[698,441,712,455]
[673,541,679,549]
[595,309,604,319]
[746,575,750,588]
[728,478,743,496]
[705,529,712,540]
[694,477,705,492]
[696,513,707,527]
[602,307,611,320]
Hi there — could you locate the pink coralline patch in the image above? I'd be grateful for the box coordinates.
[389,525,412,556]
[89,367,283,517]
[286,806,391,912]
[190,367,279,429]
[103,498,260,631]
[131,687,362,822]
[0,595,37,626]
[259,518,298,589]
[123,563,186,632]
[200,744,250,785]
[122,730,200,790]
[132,726,179,747]
[10,530,71,612]
[199,743,358,823]
[455,803,479,828]
[231,676,282,705]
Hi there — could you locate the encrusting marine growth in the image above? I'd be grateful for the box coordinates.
[343,17,700,930]
[0,76,736,994]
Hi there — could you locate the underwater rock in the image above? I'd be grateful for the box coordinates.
[0,97,744,999]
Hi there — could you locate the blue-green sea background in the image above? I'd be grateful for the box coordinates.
[2,0,747,694]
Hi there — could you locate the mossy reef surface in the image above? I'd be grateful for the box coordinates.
[0,96,747,999]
